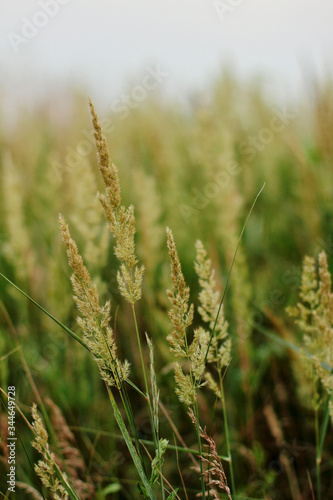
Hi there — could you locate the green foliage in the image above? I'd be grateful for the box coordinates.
[0,73,333,498]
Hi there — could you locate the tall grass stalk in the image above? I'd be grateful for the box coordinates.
[204,183,265,366]
[314,388,321,500]
[200,184,265,498]
[106,385,155,499]
[315,392,331,500]
[193,399,206,498]
[218,372,236,498]
[132,305,149,393]
[318,394,331,460]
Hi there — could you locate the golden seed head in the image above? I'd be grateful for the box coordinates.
[288,250,333,423]
[166,227,188,297]
[188,409,232,500]
[166,227,194,358]
[174,363,196,406]
[89,98,144,304]
[89,97,121,210]
[31,404,69,499]
[59,215,130,388]
[195,239,230,367]
[31,403,49,453]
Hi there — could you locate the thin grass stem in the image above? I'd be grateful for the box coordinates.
[131,305,149,394]
[318,394,331,458]
[193,399,207,498]
[219,377,236,498]
[203,184,265,366]
[132,305,166,497]
[106,385,155,500]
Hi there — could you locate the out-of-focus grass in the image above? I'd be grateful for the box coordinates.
[0,73,333,498]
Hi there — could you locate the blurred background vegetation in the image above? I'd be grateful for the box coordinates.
[0,73,333,498]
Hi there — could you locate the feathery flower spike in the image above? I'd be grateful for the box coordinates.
[31,404,69,500]
[189,409,232,500]
[195,240,231,369]
[166,228,209,405]
[288,251,333,422]
[59,215,130,389]
[89,98,144,304]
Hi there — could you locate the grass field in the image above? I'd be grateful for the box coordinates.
[0,73,333,499]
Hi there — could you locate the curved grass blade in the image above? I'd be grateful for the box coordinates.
[318,393,331,460]
[0,272,89,351]
[69,426,229,461]
[204,183,265,365]
[255,323,333,373]
[106,385,156,500]
[125,378,148,399]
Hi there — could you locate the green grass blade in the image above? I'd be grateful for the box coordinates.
[204,183,265,364]
[255,323,333,373]
[106,385,156,500]
[0,272,89,351]
[318,394,331,459]
[125,378,148,399]
[69,426,230,461]
[201,183,265,499]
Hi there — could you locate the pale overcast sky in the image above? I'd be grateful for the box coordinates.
[1,0,333,115]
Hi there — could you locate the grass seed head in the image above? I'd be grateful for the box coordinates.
[59,215,130,388]
[89,98,144,304]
